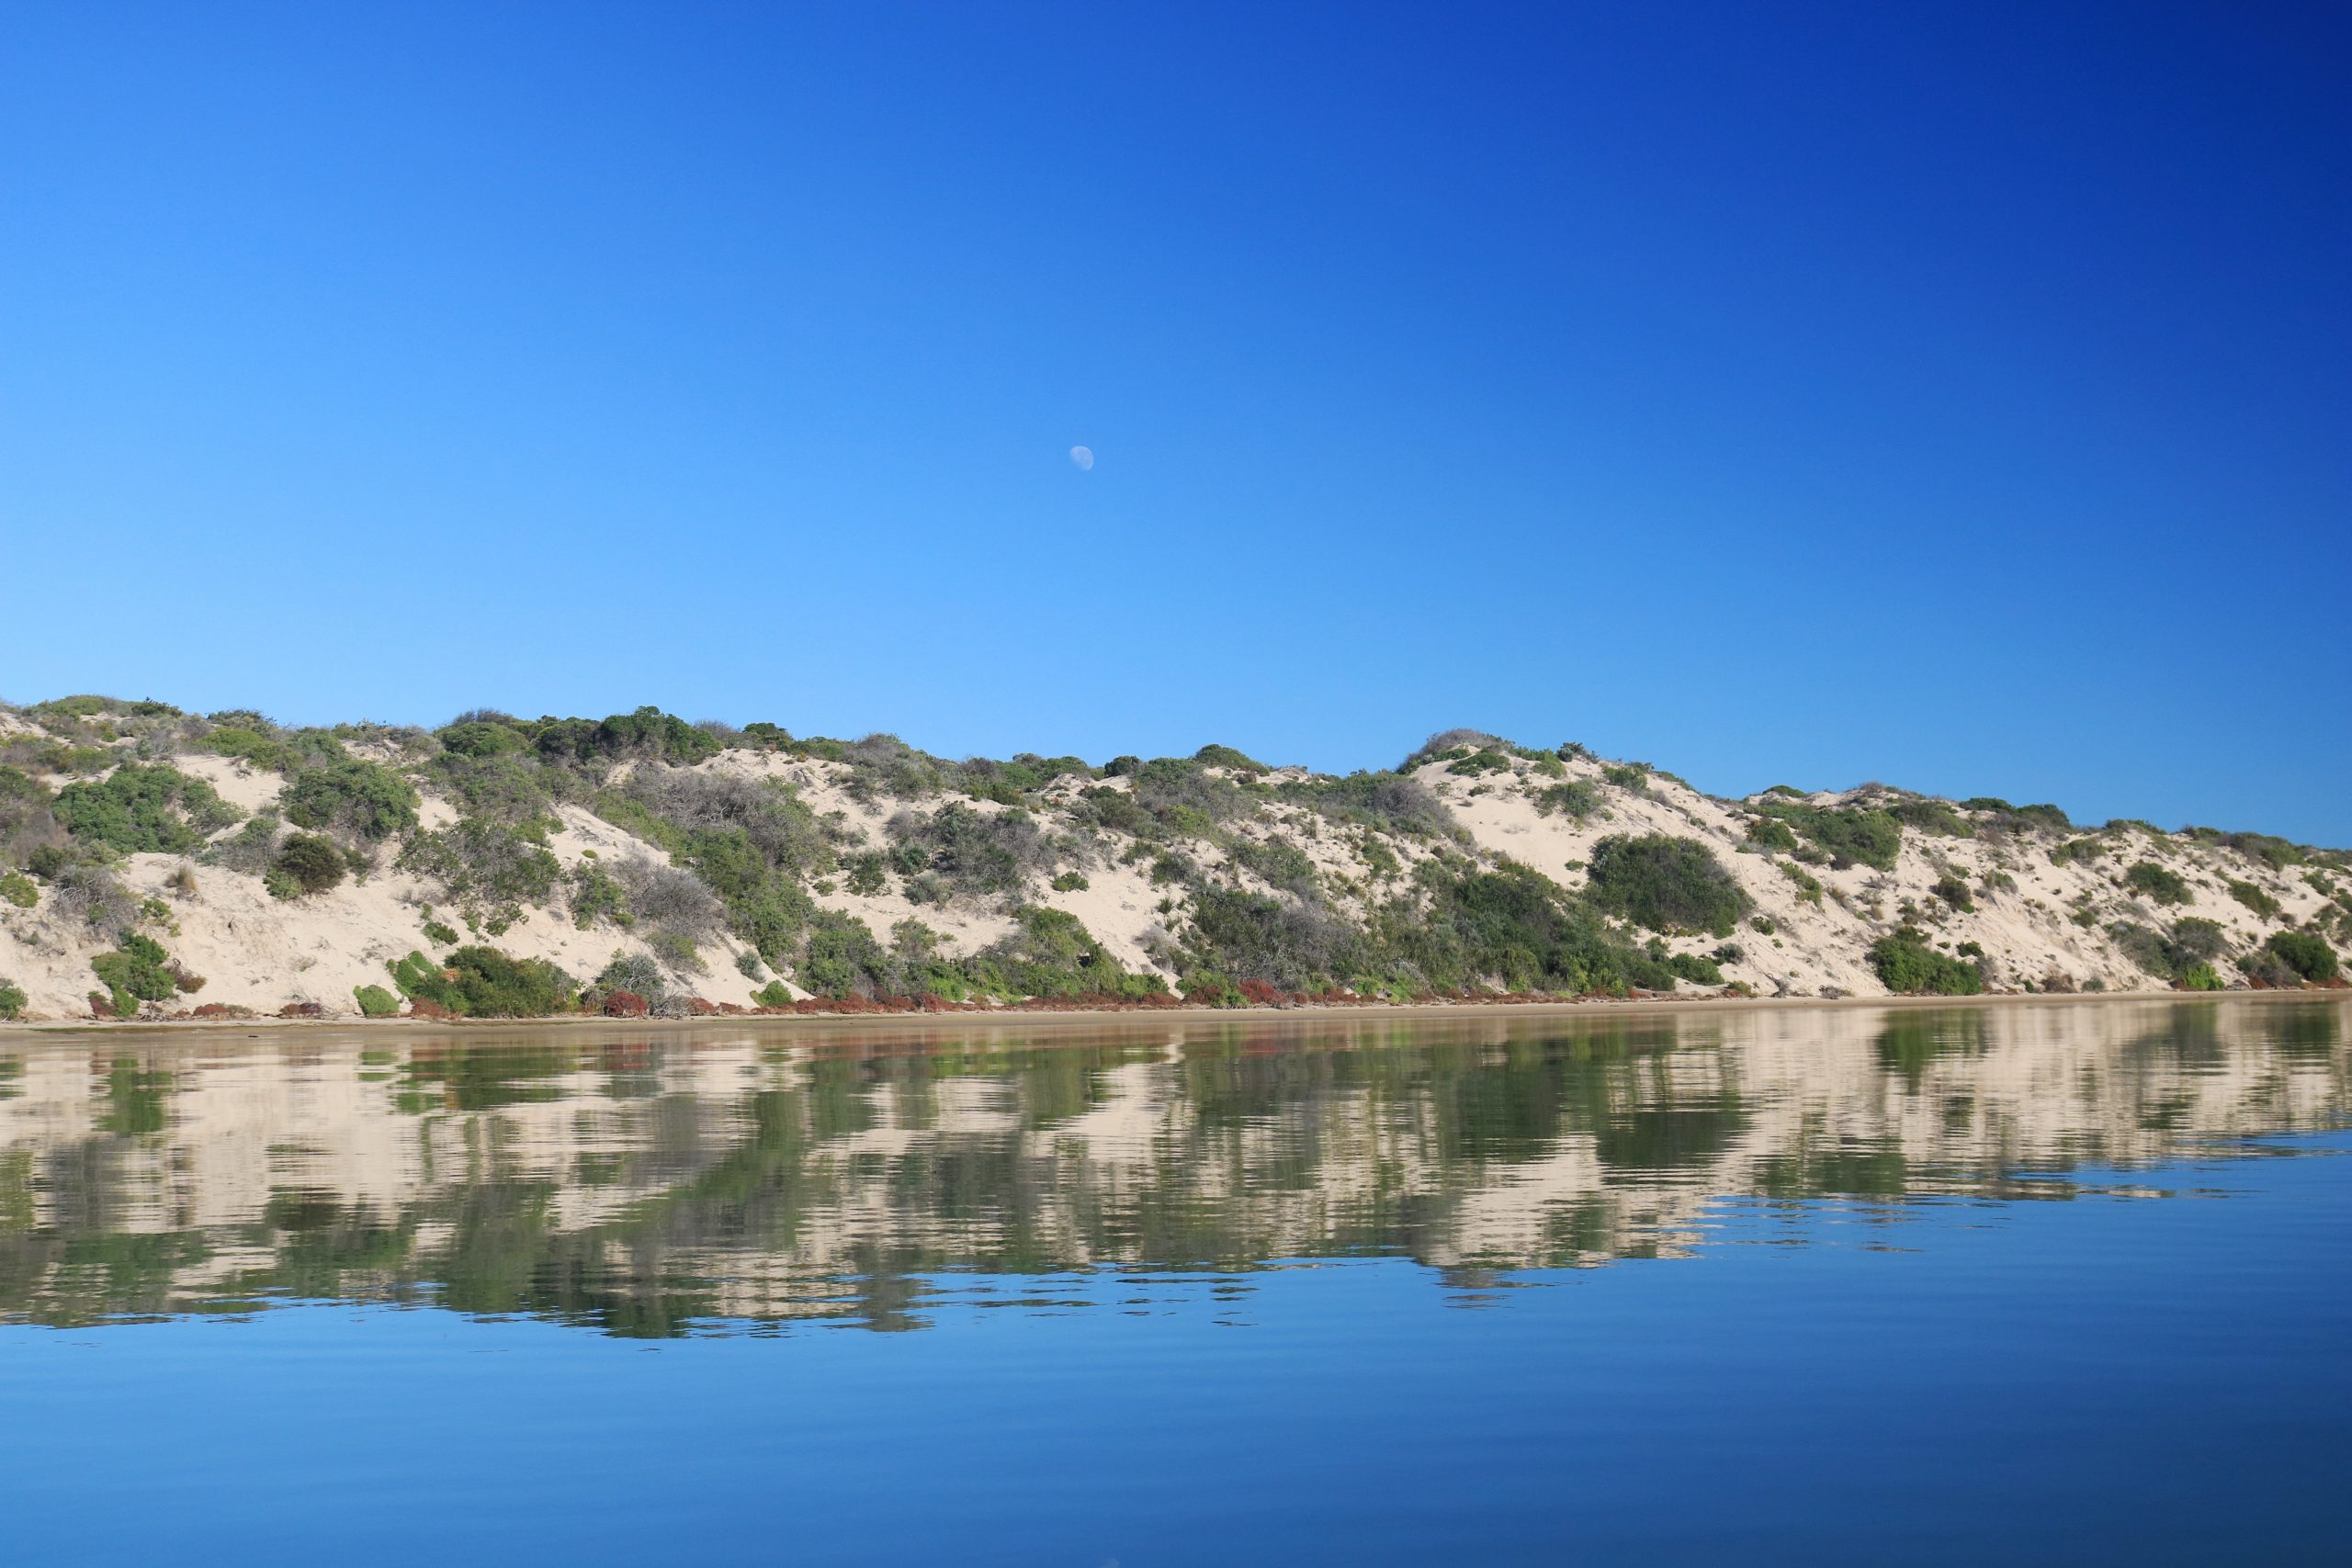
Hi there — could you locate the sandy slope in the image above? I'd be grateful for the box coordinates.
[3,734,2341,1021]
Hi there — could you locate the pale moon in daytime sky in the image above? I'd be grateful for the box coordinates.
[1069,445,1094,470]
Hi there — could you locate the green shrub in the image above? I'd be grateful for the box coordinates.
[2124,861,2190,906]
[0,871,35,908]
[963,906,1165,1000]
[266,832,346,899]
[1752,801,1902,870]
[1193,743,1270,774]
[1228,837,1317,897]
[1664,952,1724,986]
[842,852,888,896]
[205,727,296,772]
[1585,835,1752,936]
[1867,929,1984,996]
[2178,963,2223,991]
[387,951,462,1011]
[1366,861,1673,996]
[0,765,63,869]
[2164,918,2227,970]
[1891,799,1973,838]
[1051,871,1091,893]
[1931,874,1974,913]
[90,932,180,1018]
[281,759,419,840]
[390,945,574,1017]
[52,764,242,855]
[1745,817,1799,852]
[798,909,888,997]
[422,919,460,945]
[2263,931,2339,984]
[1777,861,1823,905]
[2051,837,2107,865]
[0,979,26,1020]
[753,979,794,1008]
[435,719,532,759]
[2227,880,2281,919]
[1534,781,1600,820]
[2223,832,2304,871]
[399,818,562,926]
[2107,921,2173,979]
[353,984,401,1018]
[1180,969,1244,1008]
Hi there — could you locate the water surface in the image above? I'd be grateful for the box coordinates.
[4,998,2348,1562]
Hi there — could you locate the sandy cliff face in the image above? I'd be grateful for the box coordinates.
[1,712,2343,1021]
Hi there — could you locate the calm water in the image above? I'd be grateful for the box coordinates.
[3,998,2348,1563]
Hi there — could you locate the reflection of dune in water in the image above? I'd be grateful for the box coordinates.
[0,998,2344,1331]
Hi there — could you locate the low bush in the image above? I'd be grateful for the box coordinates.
[53,764,242,855]
[203,815,282,874]
[0,765,64,869]
[1664,951,1724,986]
[2107,921,2172,979]
[752,980,794,1008]
[353,984,401,1018]
[2165,918,2228,970]
[1867,928,1984,996]
[2227,880,2281,919]
[1585,835,1752,936]
[1890,798,1973,838]
[1228,837,1317,897]
[967,906,1167,1001]
[1193,743,1270,774]
[2178,963,2224,991]
[281,759,419,841]
[1931,874,1974,912]
[389,945,575,1017]
[1777,861,1823,905]
[0,871,35,908]
[1051,871,1091,893]
[1180,969,1244,1008]
[266,832,346,899]
[388,950,462,1011]
[1535,781,1600,820]
[2124,861,2191,906]
[1752,801,1903,870]
[90,932,180,1018]
[47,863,138,935]
[399,818,562,927]
[2051,837,2107,865]
[2262,931,2339,985]
[0,978,25,1020]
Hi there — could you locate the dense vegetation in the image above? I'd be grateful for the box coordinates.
[1866,929,1985,996]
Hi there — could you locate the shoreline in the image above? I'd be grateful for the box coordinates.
[2,983,2337,1044]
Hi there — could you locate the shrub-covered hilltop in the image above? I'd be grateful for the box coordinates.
[1,700,2346,1022]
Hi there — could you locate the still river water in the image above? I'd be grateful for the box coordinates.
[3,997,2348,1564]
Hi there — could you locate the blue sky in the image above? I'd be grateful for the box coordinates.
[4,3,2347,840]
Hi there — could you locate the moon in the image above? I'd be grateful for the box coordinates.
[1069,446,1094,471]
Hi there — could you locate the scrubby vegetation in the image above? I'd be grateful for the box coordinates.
[52,765,240,856]
[266,832,347,899]
[6,698,2344,1016]
[2258,931,2338,985]
[2123,861,2191,907]
[89,932,187,1018]
[1585,835,1752,936]
[1867,928,1984,996]
[1750,799,1902,870]
[387,946,576,1017]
